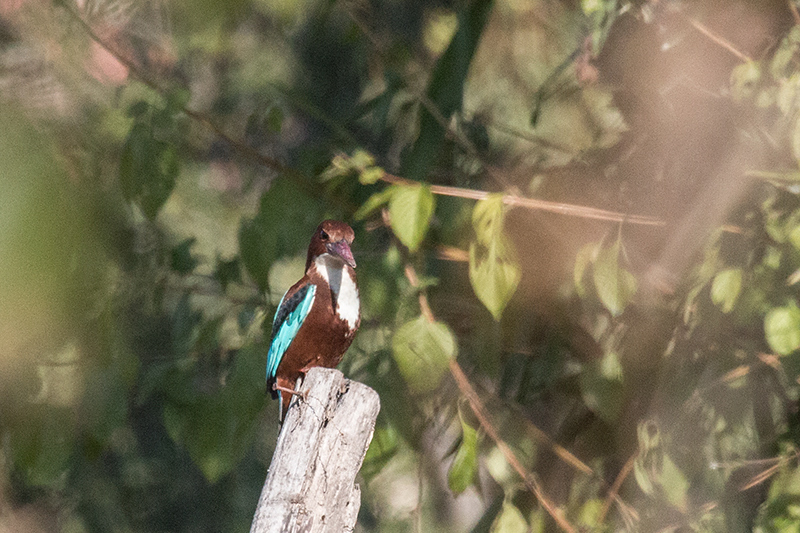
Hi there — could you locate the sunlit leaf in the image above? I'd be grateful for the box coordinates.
[469,240,520,321]
[574,241,598,297]
[469,195,521,320]
[388,184,435,252]
[711,268,742,313]
[391,315,456,393]
[593,238,637,316]
[354,187,393,220]
[448,409,479,495]
[661,453,689,511]
[765,305,800,355]
[490,501,528,533]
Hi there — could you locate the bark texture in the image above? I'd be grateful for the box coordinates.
[250,367,380,533]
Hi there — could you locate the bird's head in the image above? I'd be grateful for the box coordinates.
[306,220,356,270]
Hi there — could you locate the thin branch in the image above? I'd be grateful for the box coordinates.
[401,260,575,532]
[598,454,636,524]
[683,15,752,63]
[382,172,666,227]
[790,0,800,26]
[61,2,291,176]
[448,358,576,533]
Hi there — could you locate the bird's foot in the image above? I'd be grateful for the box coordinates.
[272,383,309,402]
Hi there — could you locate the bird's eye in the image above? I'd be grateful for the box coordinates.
[320,230,329,240]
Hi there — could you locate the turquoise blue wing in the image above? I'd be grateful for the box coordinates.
[266,283,316,383]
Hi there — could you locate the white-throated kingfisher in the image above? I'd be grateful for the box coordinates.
[266,220,361,420]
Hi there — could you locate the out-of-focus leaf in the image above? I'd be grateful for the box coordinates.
[579,351,623,422]
[661,453,689,511]
[388,184,434,252]
[162,344,265,483]
[765,304,800,355]
[577,498,604,528]
[469,241,520,321]
[239,217,273,292]
[362,424,400,481]
[8,406,75,486]
[469,195,520,321]
[574,241,598,297]
[391,315,456,393]
[171,238,199,275]
[354,187,394,220]
[593,238,637,316]
[730,61,761,102]
[490,501,527,533]
[119,120,179,220]
[711,268,742,313]
[448,409,479,495]
[214,256,241,291]
[402,0,495,179]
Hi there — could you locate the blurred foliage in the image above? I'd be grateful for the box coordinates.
[4,0,800,532]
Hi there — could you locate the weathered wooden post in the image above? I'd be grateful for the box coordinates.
[250,367,380,533]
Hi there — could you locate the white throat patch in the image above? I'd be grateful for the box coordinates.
[314,254,360,330]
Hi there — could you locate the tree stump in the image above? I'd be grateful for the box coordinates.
[250,367,380,533]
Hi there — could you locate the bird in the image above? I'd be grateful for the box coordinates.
[266,220,361,420]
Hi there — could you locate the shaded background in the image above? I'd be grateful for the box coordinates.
[3,0,800,531]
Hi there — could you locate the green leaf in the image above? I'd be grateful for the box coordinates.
[469,240,520,321]
[359,166,385,185]
[579,351,623,422]
[402,0,494,179]
[711,268,742,313]
[448,410,479,495]
[388,184,435,252]
[661,453,689,511]
[574,241,598,298]
[171,238,198,275]
[214,256,241,291]
[162,344,265,483]
[593,238,637,316]
[469,195,520,320]
[490,501,528,533]
[8,406,75,486]
[362,424,400,481]
[765,305,800,355]
[354,187,393,220]
[119,121,179,220]
[238,217,272,292]
[391,315,456,393]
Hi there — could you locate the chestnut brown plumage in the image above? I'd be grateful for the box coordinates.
[265,220,361,420]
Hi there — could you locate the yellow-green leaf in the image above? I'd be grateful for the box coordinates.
[765,305,800,355]
[490,501,528,533]
[448,410,479,495]
[469,196,521,321]
[391,316,456,393]
[388,184,434,252]
[593,238,637,317]
[711,268,742,313]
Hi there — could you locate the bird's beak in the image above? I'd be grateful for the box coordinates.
[327,240,357,269]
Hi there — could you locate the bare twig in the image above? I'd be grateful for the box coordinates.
[401,261,575,532]
[382,172,666,227]
[683,15,752,63]
[790,1,800,26]
[448,359,576,533]
[598,454,636,524]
